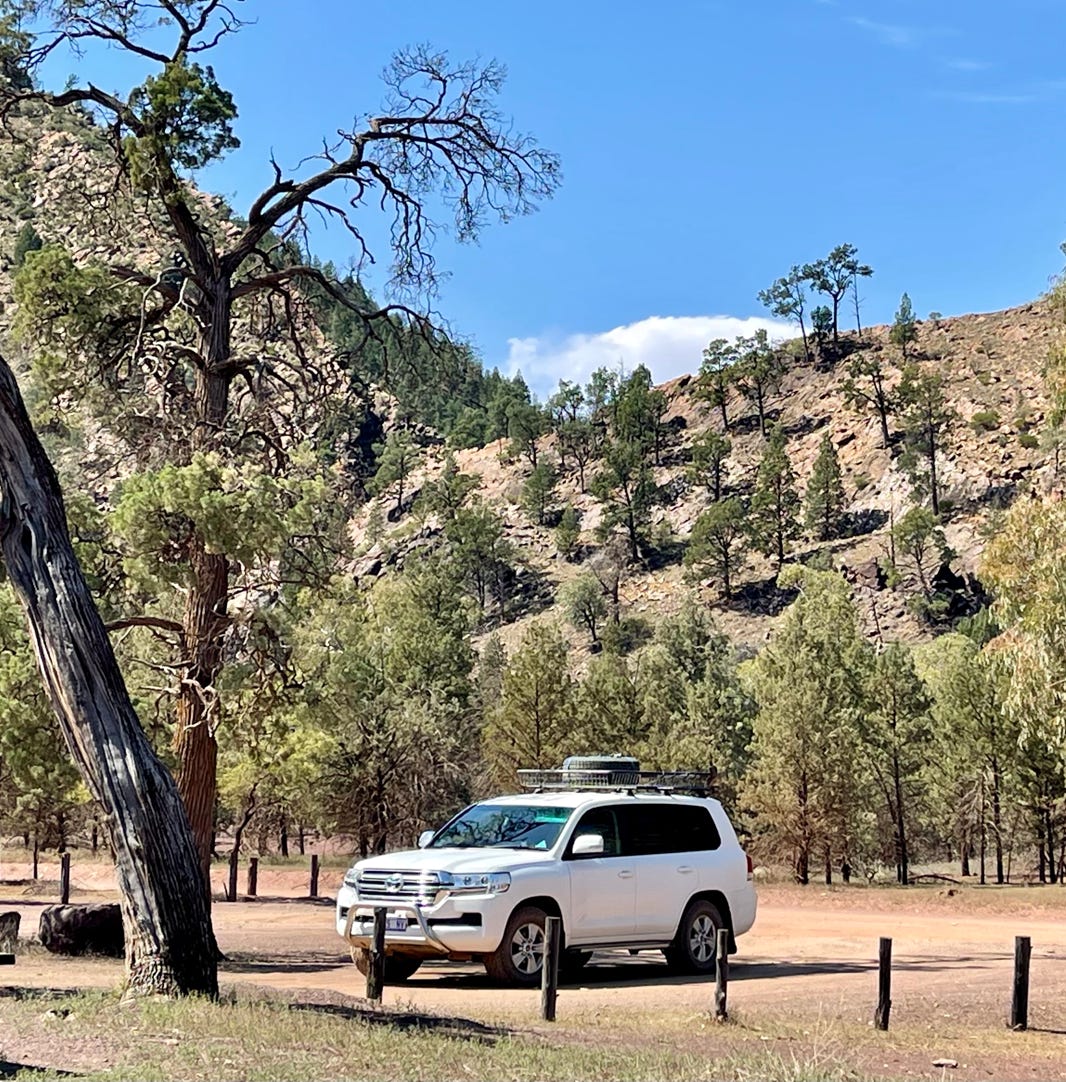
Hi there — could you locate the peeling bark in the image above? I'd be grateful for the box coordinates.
[0,353,217,997]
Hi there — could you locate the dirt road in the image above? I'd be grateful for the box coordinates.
[4,868,1065,1035]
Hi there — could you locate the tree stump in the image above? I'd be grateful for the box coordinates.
[39,904,124,957]
[0,912,20,953]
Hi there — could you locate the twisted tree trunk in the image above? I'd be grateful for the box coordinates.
[0,353,217,997]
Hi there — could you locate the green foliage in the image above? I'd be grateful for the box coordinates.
[0,586,88,846]
[485,622,573,785]
[892,506,950,602]
[687,429,731,502]
[554,504,581,560]
[889,292,919,359]
[842,350,895,449]
[695,338,738,430]
[590,437,660,562]
[370,429,420,512]
[560,573,607,646]
[809,305,833,353]
[684,496,749,599]
[802,243,872,344]
[804,432,845,541]
[598,613,652,657]
[897,362,955,514]
[112,449,340,591]
[520,461,557,526]
[970,409,1001,432]
[507,399,547,468]
[444,499,516,613]
[417,453,479,521]
[758,266,810,362]
[743,568,873,882]
[125,57,239,185]
[11,221,41,267]
[1018,431,1040,450]
[749,424,800,567]
[733,330,783,437]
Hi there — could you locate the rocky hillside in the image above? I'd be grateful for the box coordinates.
[354,299,1061,657]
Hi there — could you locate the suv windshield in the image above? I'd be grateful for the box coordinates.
[430,804,573,850]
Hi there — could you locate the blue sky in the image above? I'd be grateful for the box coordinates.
[43,0,1066,395]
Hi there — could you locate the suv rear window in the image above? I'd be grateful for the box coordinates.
[618,804,721,855]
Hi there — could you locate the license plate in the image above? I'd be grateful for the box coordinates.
[386,917,408,932]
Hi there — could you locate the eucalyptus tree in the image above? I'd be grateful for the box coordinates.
[0,1,559,876]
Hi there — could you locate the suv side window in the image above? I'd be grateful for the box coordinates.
[619,804,722,855]
[565,805,622,858]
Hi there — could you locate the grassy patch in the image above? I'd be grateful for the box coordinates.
[0,989,876,1082]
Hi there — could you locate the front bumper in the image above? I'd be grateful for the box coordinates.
[335,883,506,957]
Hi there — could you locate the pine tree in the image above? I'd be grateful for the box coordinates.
[370,428,420,514]
[743,567,873,884]
[804,432,846,541]
[417,452,479,521]
[590,438,660,562]
[521,462,557,525]
[842,353,895,449]
[734,330,784,437]
[695,338,739,431]
[687,430,731,502]
[889,292,919,359]
[749,425,800,567]
[862,644,932,885]
[898,363,955,515]
[561,573,608,647]
[485,623,573,784]
[554,504,581,560]
[684,497,749,599]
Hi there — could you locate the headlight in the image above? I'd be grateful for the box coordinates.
[438,871,510,895]
[343,868,359,887]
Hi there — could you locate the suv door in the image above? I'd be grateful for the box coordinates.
[563,804,636,943]
[618,803,723,938]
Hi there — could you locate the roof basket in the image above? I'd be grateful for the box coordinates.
[518,768,717,796]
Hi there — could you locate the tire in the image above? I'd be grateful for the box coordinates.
[484,905,550,985]
[352,947,423,983]
[664,899,724,975]
[559,949,592,978]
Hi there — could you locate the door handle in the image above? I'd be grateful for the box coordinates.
[617,869,635,879]
[677,866,695,874]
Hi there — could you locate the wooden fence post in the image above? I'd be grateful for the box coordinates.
[875,937,892,1031]
[247,857,258,899]
[1010,935,1031,1031]
[309,854,320,898]
[59,853,70,905]
[715,926,730,1021]
[540,915,561,1022]
[366,907,386,1003]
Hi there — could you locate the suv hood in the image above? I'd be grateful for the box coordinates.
[353,847,557,875]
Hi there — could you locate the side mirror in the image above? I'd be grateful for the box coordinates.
[417,830,435,849]
[572,833,605,857]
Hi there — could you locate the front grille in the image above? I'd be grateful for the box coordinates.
[355,869,440,906]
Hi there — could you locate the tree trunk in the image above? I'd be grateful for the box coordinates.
[175,294,234,890]
[893,750,908,886]
[0,353,217,997]
[928,427,939,516]
[992,759,1004,885]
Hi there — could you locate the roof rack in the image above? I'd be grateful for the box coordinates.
[517,768,717,797]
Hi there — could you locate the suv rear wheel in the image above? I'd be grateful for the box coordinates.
[352,947,423,983]
[484,905,549,985]
[664,899,723,975]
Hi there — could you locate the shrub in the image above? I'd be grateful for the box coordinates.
[970,409,1001,433]
[1018,432,1040,450]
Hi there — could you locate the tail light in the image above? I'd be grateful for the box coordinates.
[745,852,754,880]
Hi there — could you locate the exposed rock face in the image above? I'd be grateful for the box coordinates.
[39,904,124,957]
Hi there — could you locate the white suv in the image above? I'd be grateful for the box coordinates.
[335,770,756,985]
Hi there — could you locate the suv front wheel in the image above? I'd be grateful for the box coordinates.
[664,899,724,975]
[485,904,549,985]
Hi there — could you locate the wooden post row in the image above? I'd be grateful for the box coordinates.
[366,907,386,1003]
[309,854,320,898]
[247,856,258,899]
[715,926,730,1021]
[59,852,71,905]
[540,915,561,1021]
[1010,935,1031,1031]
[875,937,892,1031]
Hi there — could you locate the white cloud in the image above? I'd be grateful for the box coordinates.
[505,314,796,398]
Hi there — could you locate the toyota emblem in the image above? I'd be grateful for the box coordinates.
[384,874,404,893]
